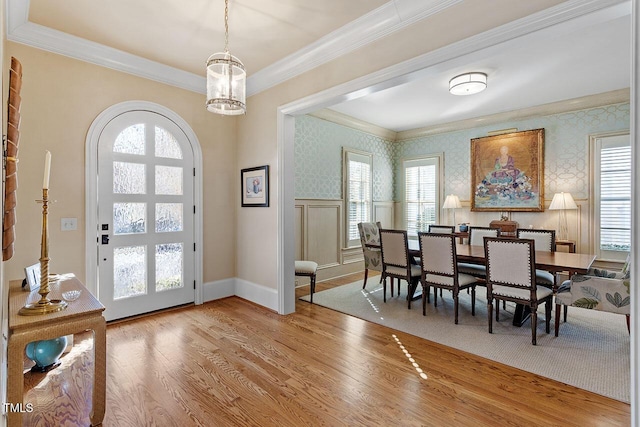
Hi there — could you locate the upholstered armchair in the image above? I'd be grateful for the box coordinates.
[555,256,631,336]
[358,222,383,289]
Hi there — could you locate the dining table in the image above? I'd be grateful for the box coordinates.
[383,239,596,326]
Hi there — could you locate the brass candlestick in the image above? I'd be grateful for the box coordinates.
[19,188,67,315]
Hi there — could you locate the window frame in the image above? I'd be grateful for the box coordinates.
[403,154,444,238]
[591,131,631,262]
[343,148,373,248]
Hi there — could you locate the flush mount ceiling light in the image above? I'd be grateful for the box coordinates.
[206,0,246,115]
[449,72,487,96]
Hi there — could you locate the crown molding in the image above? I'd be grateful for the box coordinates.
[5,0,463,96]
[311,89,630,142]
[6,0,205,93]
[246,0,463,96]
[395,89,631,141]
[5,0,629,101]
[282,0,629,115]
[310,109,398,141]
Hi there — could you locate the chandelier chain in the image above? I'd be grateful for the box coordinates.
[224,0,229,53]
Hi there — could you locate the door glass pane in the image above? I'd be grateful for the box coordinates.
[156,203,183,232]
[114,203,146,234]
[156,243,183,292]
[114,124,145,155]
[155,126,183,159]
[114,246,146,299]
[155,166,183,195]
[113,162,146,194]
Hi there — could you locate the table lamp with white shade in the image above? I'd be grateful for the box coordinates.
[442,194,462,229]
[548,192,578,241]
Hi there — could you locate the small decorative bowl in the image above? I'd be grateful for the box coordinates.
[62,290,81,302]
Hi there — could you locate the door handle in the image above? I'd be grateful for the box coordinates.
[101,234,110,245]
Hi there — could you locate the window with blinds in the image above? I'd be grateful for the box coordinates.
[594,133,630,261]
[344,149,372,247]
[404,157,441,236]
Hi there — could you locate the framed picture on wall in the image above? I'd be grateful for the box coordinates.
[471,128,544,212]
[241,165,269,207]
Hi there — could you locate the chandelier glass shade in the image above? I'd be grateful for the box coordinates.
[206,0,246,115]
[206,52,246,115]
[449,72,487,96]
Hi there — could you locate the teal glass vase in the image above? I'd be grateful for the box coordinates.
[25,336,67,372]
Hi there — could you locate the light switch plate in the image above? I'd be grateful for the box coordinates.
[61,217,77,231]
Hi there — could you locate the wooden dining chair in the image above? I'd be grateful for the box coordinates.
[516,228,557,290]
[457,226,500,279]
[418,232,477,323]
[379,229,422,308]
[425,224,455,296]
[427,224,455,234]
[484,237,553,345]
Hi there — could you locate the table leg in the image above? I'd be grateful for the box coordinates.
[7,335,27,427]
[512,304,531,327]
[90,317,107,426]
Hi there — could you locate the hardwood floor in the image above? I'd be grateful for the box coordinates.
[22,272,630,426]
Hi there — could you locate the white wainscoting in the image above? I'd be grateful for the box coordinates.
[295,199,394,281]
[374,201,395,229]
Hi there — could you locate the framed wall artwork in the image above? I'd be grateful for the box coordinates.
[241,165,269,207]
[471,128,544,212]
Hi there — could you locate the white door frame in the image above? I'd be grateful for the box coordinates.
[86,101,204,305]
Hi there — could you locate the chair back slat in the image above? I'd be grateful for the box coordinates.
[380,229,409,268]
[419,233,455,276]
[428,225,455,234]
[468,226,500,246]
[484,237,536,289]
[516,229,556,252]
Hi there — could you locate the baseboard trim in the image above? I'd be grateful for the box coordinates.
[203,278,279,312]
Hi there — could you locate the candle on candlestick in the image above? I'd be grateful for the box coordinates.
[43,151,51,189]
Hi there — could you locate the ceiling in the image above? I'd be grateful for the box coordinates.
[26,0,389,76]
[330,5,631,132]
[9,0,632,133]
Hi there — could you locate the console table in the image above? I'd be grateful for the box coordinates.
[7,275,106,426]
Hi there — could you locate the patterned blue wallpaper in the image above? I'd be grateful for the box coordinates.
[395,103,630,201]
[295,103,630,202]
[295,115,394,200]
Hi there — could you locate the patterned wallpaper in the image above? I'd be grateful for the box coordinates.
[295,103,630,202]
[295,115,394,200]
[395,103,630,201]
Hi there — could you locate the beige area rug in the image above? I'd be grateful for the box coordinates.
[300,280,630,403]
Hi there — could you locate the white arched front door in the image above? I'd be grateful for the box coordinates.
[87,102,202,321]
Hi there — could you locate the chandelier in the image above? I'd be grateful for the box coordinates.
[206,0,246,115]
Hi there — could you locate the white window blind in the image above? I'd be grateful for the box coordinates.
[594,134,630,261]
[404,157,440,236]
[344,150,372,247]
[599,142,631,252]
